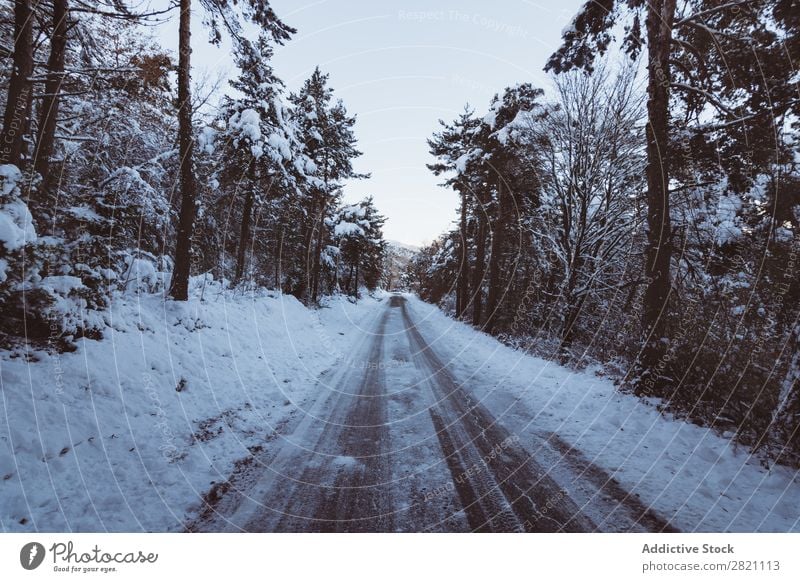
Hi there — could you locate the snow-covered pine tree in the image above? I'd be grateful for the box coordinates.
[427,106,480,319]
[289,68,367,303]
[32,0,68,189]
[333,196,386,297]
[169,0,295,300]
[476,84,544,333]
[1,11,179,338]
[211,32,305,286]
[0,0,34,169]
[426,87,545,330]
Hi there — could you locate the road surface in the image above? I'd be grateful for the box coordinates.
[188,295,676,532]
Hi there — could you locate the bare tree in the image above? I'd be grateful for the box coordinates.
[527,63,645,359]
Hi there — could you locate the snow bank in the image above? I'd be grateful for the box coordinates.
[0,289,383,531]
[406,296,800,532]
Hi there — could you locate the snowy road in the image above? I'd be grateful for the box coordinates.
[189,295,675,532]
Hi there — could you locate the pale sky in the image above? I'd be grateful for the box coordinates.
[158,0,585,246]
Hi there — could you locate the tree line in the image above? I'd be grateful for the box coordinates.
[410,0,799,463]
[0,0,386,342]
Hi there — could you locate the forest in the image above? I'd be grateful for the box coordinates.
[0,0,387,344]
[0,0,798,472]
[409,0,800,463]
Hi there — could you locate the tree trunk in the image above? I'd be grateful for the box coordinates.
[274,225,283,289]
[559,287,585,363]
[484,179,507,333]
[234,188,255,284]
[169,0,197,301]
[295,200,315,299]
[471,210,487,325]
[1,0,35,168]
[456,188,469,318]
[234,165,263,284]
[353,249,359,298]
[637,0,677,392]
[310,200,326,303]
[333,246,340,292]
[772,320,800,428]
[33,0,68,186]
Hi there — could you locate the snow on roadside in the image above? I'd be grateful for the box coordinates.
[0,284,383,532]
[406,296,800,532]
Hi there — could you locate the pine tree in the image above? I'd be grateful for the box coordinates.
[477,84,544,333]
[169,0,295,300]
[427,106,480,319]
[1,0,35,169]
[334,197,386,297]
[213,33,302,285]
[32,0,69,188]
[290,68,366,303]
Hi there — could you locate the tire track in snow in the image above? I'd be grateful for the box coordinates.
[202,303,394,532]
[539,432,679,532]
[276,308,393,531]
[192,294,659,533]
[399,297,593,532]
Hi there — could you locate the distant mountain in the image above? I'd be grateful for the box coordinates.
[386,240,420,253]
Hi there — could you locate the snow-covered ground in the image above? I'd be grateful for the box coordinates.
[0,283,384,532]
[2,288,798,532]
[406,296,800,532]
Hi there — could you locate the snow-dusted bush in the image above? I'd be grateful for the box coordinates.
[0,165,49,338]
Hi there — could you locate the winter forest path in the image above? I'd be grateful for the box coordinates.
[188,295,676,532]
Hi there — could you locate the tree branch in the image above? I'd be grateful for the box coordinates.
[674,0,755,28]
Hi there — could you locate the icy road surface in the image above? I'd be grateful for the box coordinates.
[189,295,674,532]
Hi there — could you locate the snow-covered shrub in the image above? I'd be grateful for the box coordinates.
[118,251,172,295]
[0,170,103,341]
[0,165,49,339]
